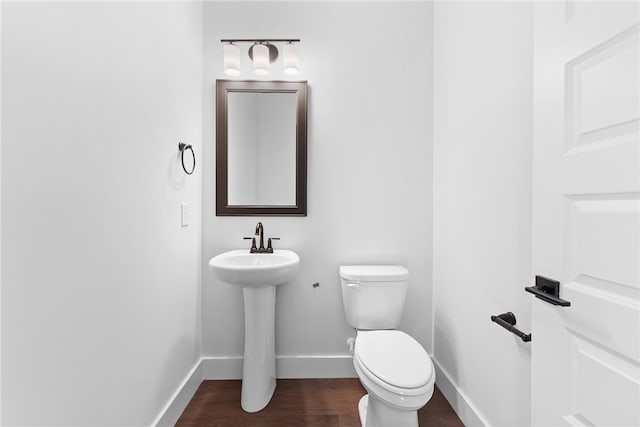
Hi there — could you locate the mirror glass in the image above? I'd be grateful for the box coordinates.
[216,80,307,216]
[227,92,297,205]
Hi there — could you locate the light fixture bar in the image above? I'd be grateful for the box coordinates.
[221,39,301,43]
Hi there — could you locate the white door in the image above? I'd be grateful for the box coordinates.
[532,1,640,426]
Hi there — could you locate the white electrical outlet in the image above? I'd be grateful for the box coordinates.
[181,203,190,227]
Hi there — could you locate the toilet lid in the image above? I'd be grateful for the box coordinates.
[355,330,432,389]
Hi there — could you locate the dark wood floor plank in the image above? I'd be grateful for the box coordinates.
[337,414,363,427]
[176,378,463,427]
[419,386,465,426]
[244,415,340,427]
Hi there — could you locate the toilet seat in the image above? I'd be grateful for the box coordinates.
[353,330,435,412]
[355,330,433,391]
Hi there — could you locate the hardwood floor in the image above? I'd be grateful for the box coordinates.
[176,379,464,427]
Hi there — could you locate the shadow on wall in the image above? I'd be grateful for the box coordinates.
[433,313,459,389]
[167,147,190,191]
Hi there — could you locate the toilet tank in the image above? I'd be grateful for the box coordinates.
[339,265,409,330]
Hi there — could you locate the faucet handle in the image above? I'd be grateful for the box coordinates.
[266,237,280,251]
[243,237,257,252]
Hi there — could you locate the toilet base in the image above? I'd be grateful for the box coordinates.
[358,395,368,427]
[357,394,419,427]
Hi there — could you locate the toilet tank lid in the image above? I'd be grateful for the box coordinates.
[339,265,409,282]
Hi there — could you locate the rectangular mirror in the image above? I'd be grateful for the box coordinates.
[216,80,308,216]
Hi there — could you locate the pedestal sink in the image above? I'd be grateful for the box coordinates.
[208,249,300,412]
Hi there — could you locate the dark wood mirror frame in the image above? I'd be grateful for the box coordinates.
[216,80,308,216]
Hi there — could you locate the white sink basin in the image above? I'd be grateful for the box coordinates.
[209,249,300,287]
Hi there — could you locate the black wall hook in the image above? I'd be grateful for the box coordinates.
[178,142,195,175]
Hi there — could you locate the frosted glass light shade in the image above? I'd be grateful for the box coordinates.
[223,43,241,76]
[283,43,299,76]
[252,44,270,76]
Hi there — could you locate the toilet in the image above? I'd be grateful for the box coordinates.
[340,265,435,427]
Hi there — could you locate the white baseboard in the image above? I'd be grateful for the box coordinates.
[201,355,357,379]
[276,355,357,378]
[152,359,203,427]
[201,356,243,379]
[433,358,490,427]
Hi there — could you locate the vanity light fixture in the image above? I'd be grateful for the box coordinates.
[221,39,301,77]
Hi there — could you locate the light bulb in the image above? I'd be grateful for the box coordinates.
[252,43,270,76]
[283,42,299,76]
[223,43,241,77]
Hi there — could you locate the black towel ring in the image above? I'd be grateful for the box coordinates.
[178,142,195,175]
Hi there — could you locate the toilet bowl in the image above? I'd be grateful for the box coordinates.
[353,330,434,427]
[339,265,435,427]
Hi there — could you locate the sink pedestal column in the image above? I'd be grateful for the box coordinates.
[241,286,276,412]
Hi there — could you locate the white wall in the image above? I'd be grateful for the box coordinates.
[0,0,3,422]
[202,1,433,374]
[433,2,533,426]
[1,2,203,425]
